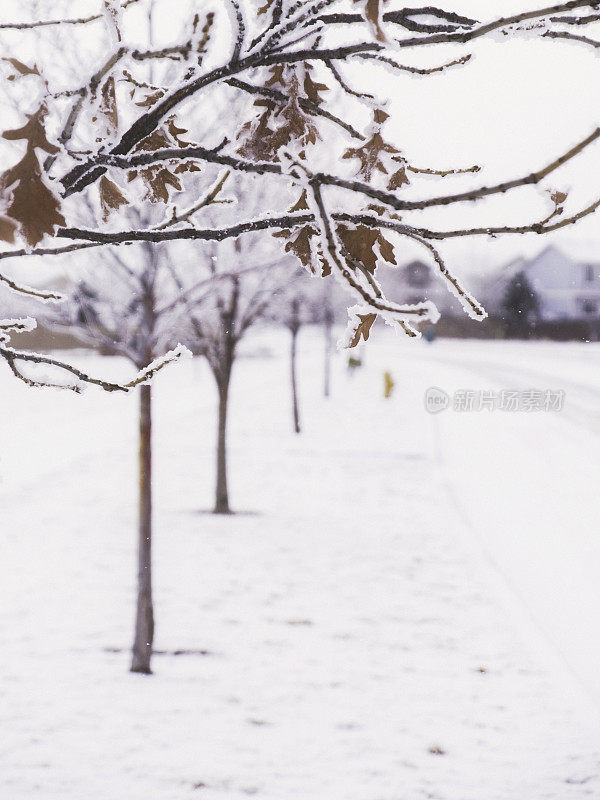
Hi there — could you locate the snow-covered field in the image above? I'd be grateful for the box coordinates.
[1,329,600,800]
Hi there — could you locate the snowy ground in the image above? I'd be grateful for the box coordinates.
[1,328,600,800]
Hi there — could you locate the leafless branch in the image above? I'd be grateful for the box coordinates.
[0,0,140,31]
[0,341,187,393]
[542,28,600,45]
[353,51,472,75]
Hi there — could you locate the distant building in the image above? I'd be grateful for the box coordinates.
[378,258,463,317]
[484,246,600,322]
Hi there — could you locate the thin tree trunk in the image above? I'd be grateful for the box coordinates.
[324,304,333,399]
[131,383,154,674]
[291,324,301,434]
[214,377,231,514]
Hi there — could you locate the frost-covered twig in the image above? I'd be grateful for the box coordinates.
[354,52,472,76]
[154,170,231,230]
[542,28,600,46]
[0,0,140,30]
[0,341,188,393]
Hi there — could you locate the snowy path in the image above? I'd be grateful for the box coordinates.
[389,340,600,714]
[1,333,600,799]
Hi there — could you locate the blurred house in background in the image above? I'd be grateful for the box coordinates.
[3,244,600,348]
[378,259,464,317]
[484,246,600,324]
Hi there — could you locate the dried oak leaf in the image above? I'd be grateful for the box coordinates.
[347,313,377,348]
[353,0,387,42]
[166,117,192,146]
[342,132,398,181]
[265,65,285,88]
[366,203,402,221]
[2,57,41,79]
[550,190,568,206]
[136,89,165,109]
[289,188,310,213]
[274,225,319,269]
[303,71,329,105]
[273,190,329,275]
[238,78,318,162]
[3,106,59,155]
[130,127,188,203]
[132,165,181,203]
[0,215,17,243]
[373,108,389,124]
[0,147,66,246]
[99,76,118,134]
[99,175,128,221]
[258,0,276,15]
[388,165,410,191]
[337,224,396,273]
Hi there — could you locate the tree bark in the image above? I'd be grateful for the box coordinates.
[291,327,301,434]
[131,383,154,674]
[323,302,333,399]
[290,299,301,434]
[214,375,232,514]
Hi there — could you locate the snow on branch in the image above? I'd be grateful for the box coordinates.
[0,0,141,31]
[0,340,189,393]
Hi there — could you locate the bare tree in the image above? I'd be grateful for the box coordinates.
[288,297,302,434]
[270,280,320,432]
[60,239,180,672]
[58,199,240,672]
[175,225,299,514]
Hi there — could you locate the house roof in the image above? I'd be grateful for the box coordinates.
[490,243,600,287]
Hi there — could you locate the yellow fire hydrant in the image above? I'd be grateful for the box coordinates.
[384,371,395,399]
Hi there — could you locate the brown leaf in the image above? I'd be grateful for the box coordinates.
[0,215,17,243]
[257,0,275,14]
[139,166,182,203]
[347,313,377,348]
[136,128,172,152]
[274,225,318,269]
[366,203,402,221]
[166,117,192,147]
[289,189,310,212]
[550,190,568,206]
[342,133,398,181]
[136,89,165,109]
[173,161,201,175]
[354,0,387,42]
[2,57,41,78]
[337,224,396,273]
[1,148,66,246]
[130,124,191,201]
[303,72,329,105]
[99,76,118,134]
[2,106,60,155]
[265,65,285,88]
[238,76,319,162]
[99,175,128,221]
[388,166,410,191]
